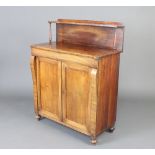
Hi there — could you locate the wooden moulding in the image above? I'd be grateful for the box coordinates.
[31,48,99,68]
[30,56,39,116]
[56,19,124,28]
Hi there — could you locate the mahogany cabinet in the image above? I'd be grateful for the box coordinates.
[30,19,124,144]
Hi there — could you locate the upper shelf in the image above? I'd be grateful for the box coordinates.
[56,19,124,28]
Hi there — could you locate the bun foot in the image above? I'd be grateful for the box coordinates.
[35,115,42,121]
[107,127,115,133]
[91,136,97,144]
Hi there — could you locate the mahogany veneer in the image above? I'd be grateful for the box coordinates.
[30,19,124,144]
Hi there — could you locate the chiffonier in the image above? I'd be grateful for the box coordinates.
[30,19,124,144]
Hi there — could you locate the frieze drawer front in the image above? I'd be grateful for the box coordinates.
[30,19,124,144]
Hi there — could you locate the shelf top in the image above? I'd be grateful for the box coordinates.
[54,19,124,28]
[31,42,121,59]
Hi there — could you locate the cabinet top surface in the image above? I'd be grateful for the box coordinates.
[31,42,121,59]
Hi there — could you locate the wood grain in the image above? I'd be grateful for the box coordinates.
[31,42,121,59]
[30,56,38,116]
[107,54,120,129]
[62,62,92,133]
[37,57,62,121]
[56,19,124,51]
[89,68,98,137]
[30,19,124,143]
[31,47,98,68]
[57,19,124,28]
[96,55,111,135]
[96,54,120,135]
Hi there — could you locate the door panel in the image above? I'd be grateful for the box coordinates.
[37,57,61,121]
[62,62,95,133]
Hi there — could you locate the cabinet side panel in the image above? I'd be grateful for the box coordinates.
[96,56,112,134]
[107,54,120,128]
[96,54,120,134]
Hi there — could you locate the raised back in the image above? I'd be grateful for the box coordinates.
[56,19,124,51]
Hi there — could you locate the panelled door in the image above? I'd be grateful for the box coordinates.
[62,62,98,134]
[37,57,62,122]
